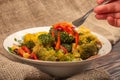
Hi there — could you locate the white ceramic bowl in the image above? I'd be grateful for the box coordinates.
[3,27,112,78]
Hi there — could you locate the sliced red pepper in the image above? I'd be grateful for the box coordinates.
[60,45,68,54]
[53,22,73,33]
[53,23,63,30]
[74,32,79,49]
[53,22,79,49]
[55,32,61,50]
[65,26,74,35]
[18,48,25,56]
[21,46,31,54]
[30,52,38,60]
[51,29,55,37]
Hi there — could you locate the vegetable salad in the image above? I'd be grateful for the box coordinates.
[8,22,102,61]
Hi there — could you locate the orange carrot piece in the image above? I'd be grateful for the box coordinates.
[18,48,25,56]
[55,32,61,50]
[74,32,79,49]
[51,30,55,37]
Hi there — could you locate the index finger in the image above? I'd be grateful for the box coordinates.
[94,1,120,13]
[97,0,116,4]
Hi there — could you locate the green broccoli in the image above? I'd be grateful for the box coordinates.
[60,32,74,43]
[36,47,56,61]
[80,42,98,60]
[22,40,35,50]
[49,27,75,43]
[49,27,54,34]
[61,43,72,52]
[38,33,55,47]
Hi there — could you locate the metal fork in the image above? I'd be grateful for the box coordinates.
[72,0,111,27]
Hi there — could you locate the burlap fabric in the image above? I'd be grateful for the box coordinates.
[0,0,120,80]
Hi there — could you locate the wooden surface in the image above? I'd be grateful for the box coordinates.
[94,40,120,80]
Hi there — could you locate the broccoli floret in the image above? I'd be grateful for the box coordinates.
[49,27,75,43]
[80,42,98,60]
[49,27,54,34]
[60,32,74,43]
[38,33,55,47]
[49,27,58,39]
[61,43,72,52]
[56,50,75,61]
[59,53,75,61]
[36,47,56,61]
[22,40,35,50]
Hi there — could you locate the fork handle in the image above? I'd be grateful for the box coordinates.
[72,0,112,27]
[100,0,112,5]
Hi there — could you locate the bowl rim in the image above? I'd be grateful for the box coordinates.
[3,26,112,65]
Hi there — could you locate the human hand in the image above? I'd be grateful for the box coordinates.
[94,0,120,27]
